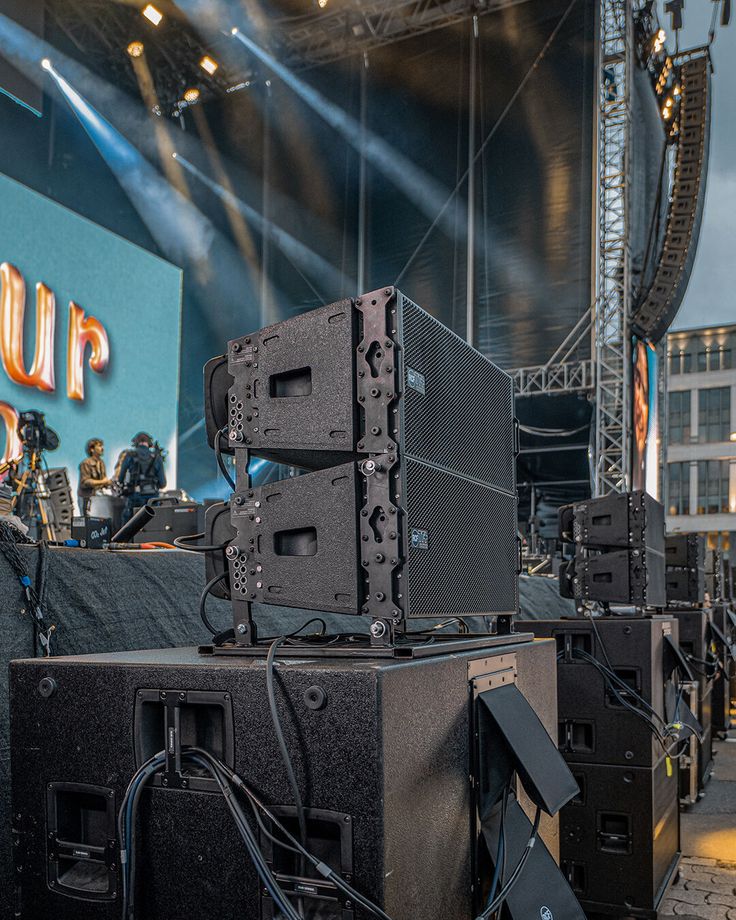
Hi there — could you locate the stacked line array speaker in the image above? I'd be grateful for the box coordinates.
[204,287,518,639]
[632,52,711,342]
[558,491,666,608]
[43,468,73,537]
[516,617,681,915]
[665,533,705,605]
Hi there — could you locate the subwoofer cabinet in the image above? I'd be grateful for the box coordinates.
[666,608,715,789]
[560,756,680,917]
[710,601,735,733]
[10,639,577,920]
[515,617,682,768]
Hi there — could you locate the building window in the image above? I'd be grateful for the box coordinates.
[683,351,693,373]
[697,460,730,514]
[717,348,731,371]
[668,390,691,443]
[698,387,731,443]
[668,462,690,515]
[698,351,708,372]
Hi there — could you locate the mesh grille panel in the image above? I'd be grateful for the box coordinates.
[399,295,515,492]
[403,458,518,616]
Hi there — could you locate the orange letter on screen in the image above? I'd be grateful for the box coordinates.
[0,400,22,467]
[67,301,110,401]
[0,262,56,392]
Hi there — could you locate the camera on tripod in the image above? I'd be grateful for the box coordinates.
[17,410,60,454]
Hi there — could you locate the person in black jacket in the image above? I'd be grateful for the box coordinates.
[116,432,166,524]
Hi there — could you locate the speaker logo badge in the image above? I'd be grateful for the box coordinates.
[406,366,426,395]
[410,528,429,551]
[540,907,553,920]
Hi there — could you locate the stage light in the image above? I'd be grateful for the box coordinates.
[318,0,329,7]
[730,432,736,442]
[183,87,200,104]
[662,105,672,119]
[41,58,51,71]
[142,4,163,26]
[200,55,218,75]
[674,84,681,96]
[127,41,145,58]
[658,28,666,42]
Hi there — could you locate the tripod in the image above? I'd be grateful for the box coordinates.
[10,447,56,541]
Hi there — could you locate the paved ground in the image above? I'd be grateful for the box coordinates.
[660,733,736,919]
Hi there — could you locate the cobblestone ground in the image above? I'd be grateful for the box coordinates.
[660,736,736,919]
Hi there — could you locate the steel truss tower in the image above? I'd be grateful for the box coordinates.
[594,0,634,495]
[512,0,638,497]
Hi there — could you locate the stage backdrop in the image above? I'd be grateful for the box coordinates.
[0,171,181,501]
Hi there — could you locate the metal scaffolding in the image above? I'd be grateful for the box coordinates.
[593,0,633,496]
[514,1,636,498]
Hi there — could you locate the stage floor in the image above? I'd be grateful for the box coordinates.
[661,726,736,918]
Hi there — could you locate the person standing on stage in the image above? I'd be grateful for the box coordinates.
[77,438,111,516]
[116,431,167,524]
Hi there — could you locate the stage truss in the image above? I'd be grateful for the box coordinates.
[515,0,638,497]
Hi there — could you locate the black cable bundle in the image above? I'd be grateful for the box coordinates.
[0,522,52,654]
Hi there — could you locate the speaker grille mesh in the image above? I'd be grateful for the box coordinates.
[399,295,515,492]
[403,458,518,616]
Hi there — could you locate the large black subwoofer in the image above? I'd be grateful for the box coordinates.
[10,640,577,920]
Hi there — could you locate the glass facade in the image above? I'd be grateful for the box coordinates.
[696,460,730,515]
[667,462,690,516]
[668,390,691,444]
[698,387,731,443]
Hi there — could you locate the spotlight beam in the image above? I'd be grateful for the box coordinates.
[229,27,467,239]
[174,152,354,297]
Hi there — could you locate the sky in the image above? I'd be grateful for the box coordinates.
[668,1,736,329]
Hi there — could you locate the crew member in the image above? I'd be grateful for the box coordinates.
[116,432,166,524]
[78,438,111,516]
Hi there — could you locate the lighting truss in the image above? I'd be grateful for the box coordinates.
[592,0,635,496]
[274,0,531,68]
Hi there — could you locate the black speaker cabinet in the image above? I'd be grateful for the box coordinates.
[666,608,715,789]
[558,493,666,607]
[711,602,735,733]
[131,499,201,544]
[10,640,574,920]
[205,288,519,630]
[560,757,680,917]
[516,617,680,768]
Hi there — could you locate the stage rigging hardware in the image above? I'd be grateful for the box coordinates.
[203,286,520,653]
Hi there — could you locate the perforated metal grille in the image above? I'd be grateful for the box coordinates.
[403,458,518,617]
[399,295,515,493]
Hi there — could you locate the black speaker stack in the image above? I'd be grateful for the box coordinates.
[8,290,587,920]
[44,467,74,541]
[558,491,666,609]
[518,492,694,915]
[664,534,719,796]
[514,616,683,916]
[204,286,520,648]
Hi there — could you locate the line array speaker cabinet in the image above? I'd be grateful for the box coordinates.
[44,467,74,534]
[665,534,705,605]
[204,287,519,642]
[632,53,711,342]
[558,492,666,608]
[9,640,582,920]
